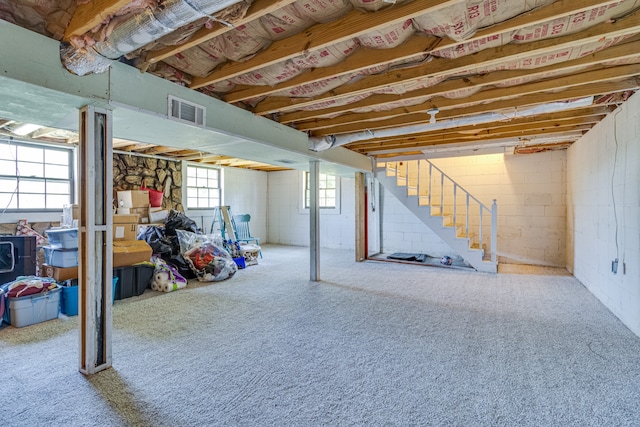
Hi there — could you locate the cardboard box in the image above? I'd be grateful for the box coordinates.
[113,240,152,268]
[149,209,168,223]
[113,223,138,241]
[116,208,149,223]
[113,214,139,241]
[117,190,150,209]
[113,214,139,224]
[40,263,79,282]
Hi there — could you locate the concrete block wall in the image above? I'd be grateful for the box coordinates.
[185,166,268,241]
[567,91,640,337]
[267,170,355,249]
[426,151,567,266]
[381,153,566,265]
[379,186,453,256]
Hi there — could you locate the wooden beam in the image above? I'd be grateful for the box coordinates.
[363,124,592,153]
[255,9,640,114]
[311,79,639,135]
[145,0,299,64]
[277,39,640,123]
[303,64,640,133]
[226,0,622,103]
[64,0,132,41]
[349,117,602,152]
[189,0,463,88]
[345,109,607,148]
[432,0,625,55]
[141,146,186,155]
[192,155,235,163]
[225,35,439,103]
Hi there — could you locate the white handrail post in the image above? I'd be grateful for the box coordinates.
[491,199,498,263]
[428,163,432,206]
[417,160,421,203]
[465,193,469,238]
[453,183,457,227]
[440,173,444,212]
[479,207,483,250]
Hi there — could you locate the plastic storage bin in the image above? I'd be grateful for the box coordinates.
[43,246,78,268]
[3,287,61,327]
[113,264,154,300]
[45,228,78,249]
[61,278,118,316]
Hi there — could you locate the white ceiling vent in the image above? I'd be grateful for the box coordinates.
[168,96,205,127]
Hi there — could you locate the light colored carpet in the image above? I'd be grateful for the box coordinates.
[1,245,639,426]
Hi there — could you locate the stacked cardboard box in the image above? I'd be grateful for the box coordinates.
[117,190,150,224]
[113,214,139,241]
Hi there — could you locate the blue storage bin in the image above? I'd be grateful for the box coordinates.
[43,246,78,268]
[3,287,61,327]
[61,278,118,316]
[45,228,78,249]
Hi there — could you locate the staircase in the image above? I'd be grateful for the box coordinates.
[375,160,498,273]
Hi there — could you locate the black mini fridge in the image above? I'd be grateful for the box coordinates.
[0,235,37,285]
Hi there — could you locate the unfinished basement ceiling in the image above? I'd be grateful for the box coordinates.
[1,0,639,167]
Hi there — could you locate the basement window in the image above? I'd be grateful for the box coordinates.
[0,138,74,211]
[303,171,338,209]
[186,165,221,209]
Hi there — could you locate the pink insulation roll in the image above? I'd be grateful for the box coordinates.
[294,0,353,23]
[162,46,226,77]
[259,3,314,40]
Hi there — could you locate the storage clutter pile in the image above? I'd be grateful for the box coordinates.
[1,276,60,328]
[0,190,256,329]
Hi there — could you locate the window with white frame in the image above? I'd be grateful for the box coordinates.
[303,171,337,209]
[0,138,74,211]
[186,164,221,209]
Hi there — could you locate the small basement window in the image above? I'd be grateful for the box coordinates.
[186,164,221,209]
[303,171,338,209]
[0,138,74,211]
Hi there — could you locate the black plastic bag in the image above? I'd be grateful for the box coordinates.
[165,255,197,280]
[164,210,199,236]
[137,225,173,257]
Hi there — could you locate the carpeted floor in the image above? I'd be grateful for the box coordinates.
[1,245,639,426]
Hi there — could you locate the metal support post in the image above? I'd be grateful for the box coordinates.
[309,160,320,281]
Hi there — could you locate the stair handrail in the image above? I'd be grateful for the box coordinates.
[417,159,497,263]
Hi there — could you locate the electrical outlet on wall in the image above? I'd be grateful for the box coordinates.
[612,258,619,274]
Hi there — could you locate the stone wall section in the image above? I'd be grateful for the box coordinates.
[113,154,184,211]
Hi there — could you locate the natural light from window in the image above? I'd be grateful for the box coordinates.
[186,165,221,209]
[304,171,337,209]
[0,139,73,210]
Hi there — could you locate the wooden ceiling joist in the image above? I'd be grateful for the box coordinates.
[277,39,640,124]
[64,0,133,41]
[299,63,640,133]
[362,125,592,154]
[345,108,609,149]
[189,0,463,88]
[145,0,299,65]
[347,120,600,153]
[226,0,623,104]
[312,79,640,136]
[255,9,640,115]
